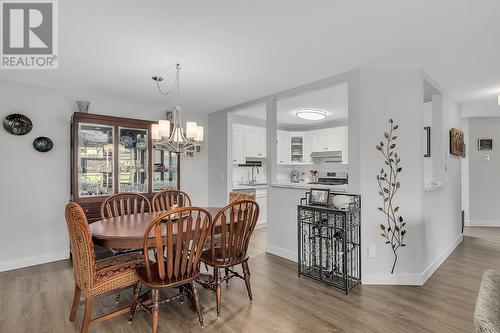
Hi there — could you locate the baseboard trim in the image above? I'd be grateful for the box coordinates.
[266,244,297,262]
[421,233,463,284]
[0,250,70,272]
[362,273,423,285]
[465,219,500,227]
[363,233,463,285]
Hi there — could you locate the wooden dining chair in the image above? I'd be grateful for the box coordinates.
[151,189,191,212]
[65,202,144,333]
[198,200,259,317]
[130,207,213,333]
[228,191,256,203]
[100,192,151,220]
[100,193,151,302]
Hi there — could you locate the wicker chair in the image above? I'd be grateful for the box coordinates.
[198,200,259,317]
[228,191,256,203]
[65,202,144,333]
[151,189,191,212]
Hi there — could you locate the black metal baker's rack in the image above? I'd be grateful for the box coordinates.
[298,192,361,294]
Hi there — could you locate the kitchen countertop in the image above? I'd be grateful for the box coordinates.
[232,184,268,190]
[271,181,348,191]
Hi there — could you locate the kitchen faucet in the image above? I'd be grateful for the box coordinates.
[250,165,259,184]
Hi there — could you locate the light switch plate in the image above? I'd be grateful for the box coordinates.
[484,154,490,161]
[368,244,376,258]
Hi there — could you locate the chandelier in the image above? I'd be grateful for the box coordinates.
[151,64,203,153]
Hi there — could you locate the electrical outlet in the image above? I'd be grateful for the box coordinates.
[368,244,376,258]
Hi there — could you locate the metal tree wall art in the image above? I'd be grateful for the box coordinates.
[376,119,406,274]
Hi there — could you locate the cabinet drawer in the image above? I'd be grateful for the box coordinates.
[255,188,267,197]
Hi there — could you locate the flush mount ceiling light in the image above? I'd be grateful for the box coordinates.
[295,108,327,121]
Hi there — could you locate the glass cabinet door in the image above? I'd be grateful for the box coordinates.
[78,123,114,197]
[118,127,148,193]
[152,148,177,191]
[290,135,304,163]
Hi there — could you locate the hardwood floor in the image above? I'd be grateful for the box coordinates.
[0,227,497,332]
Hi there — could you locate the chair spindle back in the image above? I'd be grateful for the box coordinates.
[142,207,213,283]
[152,189,191,212]
[100,193,151,220]
[211,200,259,266]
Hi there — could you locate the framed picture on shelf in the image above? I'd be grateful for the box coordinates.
[478,138,493,150]
[309,188,330,206]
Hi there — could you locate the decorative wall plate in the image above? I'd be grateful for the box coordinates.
[3,113,33,135]
[33,137,54,152]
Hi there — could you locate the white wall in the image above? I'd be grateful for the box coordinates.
[358,68,424,283]
[180,113,209,206]
[421,90,463,283]
[461,118,470,223]
[207,110,230,206]
[208,68,462,285]
[467,117,500,226]
[358,69,463,284]
[0,80,208,271]
[423,102,433,185]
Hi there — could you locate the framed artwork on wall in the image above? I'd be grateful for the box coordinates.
[424,126,431,157]
[450,128,465,157]
[478,138,493,150]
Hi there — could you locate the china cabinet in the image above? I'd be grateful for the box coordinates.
[71,112,180,223]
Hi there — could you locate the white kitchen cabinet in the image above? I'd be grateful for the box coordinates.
[244,127,266,158]
[305,126,348,163]
[277,130,290,164]
[233,124,266,161]
[340,126,348,164]
[233,124,348,165]
[304,132,314,164]
[289,132,306,164]
[311,131,342,152]
[255,188,267,226]
[232,127,245,164]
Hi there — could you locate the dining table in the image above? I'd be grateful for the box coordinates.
[89,207,223,249]
[89,206,225,313]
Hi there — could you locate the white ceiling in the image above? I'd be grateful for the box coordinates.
[278,83,348,125]
[1,0,500,116]
[234,83,348,128]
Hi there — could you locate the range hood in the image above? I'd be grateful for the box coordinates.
[310,150,342,162]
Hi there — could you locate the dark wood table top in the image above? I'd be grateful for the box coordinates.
[89,207,222,249]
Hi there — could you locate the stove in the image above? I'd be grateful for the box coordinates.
[308,171,348,185]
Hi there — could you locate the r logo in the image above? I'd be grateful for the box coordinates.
[2,2,53,54]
